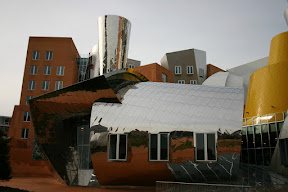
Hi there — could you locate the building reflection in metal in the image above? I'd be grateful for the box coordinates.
[98,15,131,75]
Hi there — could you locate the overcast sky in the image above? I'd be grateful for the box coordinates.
[0,0,287,116]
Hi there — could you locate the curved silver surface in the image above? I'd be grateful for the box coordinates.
[98,15,131,75]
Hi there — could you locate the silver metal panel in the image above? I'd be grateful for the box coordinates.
[285,8,288,26]
[98,15,131,75]
[91,82,244,134]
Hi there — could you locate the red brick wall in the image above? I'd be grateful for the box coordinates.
[207,64,225,77]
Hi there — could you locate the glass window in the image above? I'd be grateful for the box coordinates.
[187,66,193,74]
[279,139,288,165]
[43,66,51,75]
[241,149,249,163]
[190,80,197,84]
[32,51,39,60]
[255,125,262,148]
[149,133,169,161]
[277,122,284,137]
[269,123,277,147]
[28,80,36,90]
[128,64,135,68]
[41,81,49,90]
[242,127,247,148]
[21,128,29,139]
[162,73,167,82]
[263,148,271,166]
[195,133,217,161]
[30,65,38,75]
[249,149,256,164]
[178,80,185,84]
[55,81,63,90]
[45,51,53,60]
[247,126,254,148]
[199,68,204,77]
[261,124,269,147]
[26,96,33,105]
[56,66,65,76]
[23,112,30,122]
[108,134,127,161]
[256,149,263,165]
[175,66,182,74]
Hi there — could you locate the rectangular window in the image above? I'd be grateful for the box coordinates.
[149,133,169,161]
[279,139,288,165]
[23,112,31,122]
[108,134,127,161]
[41,81,49,90]
[128,64,135,68]
[175,66,182,75]
[32,51,40,60]
[55,81,63,90]
[162,73,167,82]
[190,80,197,84]
[187,66,194,74]
[21,128,29,139]
[199,68,204,77]
[26,96,33,105]
[30,65,38,75]
[45,51,53,60]
[28,80,36,90]
[178,80,185,84]
[195,133,217,161]
[56,66,65,76]
[43,66,51,75]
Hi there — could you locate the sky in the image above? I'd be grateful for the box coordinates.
[0,0,287,116]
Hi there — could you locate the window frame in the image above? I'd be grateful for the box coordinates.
[32,51,40,60]
[56,66,65,76]
[55,81,63,90]
[26,96,33,105]
[190,80,197,85]
[30,65,38,75]
[175,66,182,75]
[43,66,51,75]
[178,80,185,84]
[41,81,50,91]
[194,132,217,162]
[21,128,29,139]
[128,64,135,68]
[149,133,170,162]
[23,112,31,122]
[45,51,53,60]
[187,66,194,75]
[199,68,204,78]
[28,80,36,90]
[108,134,128,161]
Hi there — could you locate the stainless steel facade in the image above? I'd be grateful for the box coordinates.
[98,15,131,75]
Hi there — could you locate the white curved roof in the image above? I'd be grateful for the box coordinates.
[90,82,244,134]
[203,72,243,88]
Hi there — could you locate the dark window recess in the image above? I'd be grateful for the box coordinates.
[108,134,127,160]
[196,133,205,160]
[160,134,168,160]
[109,135,117,160]
[21,128,29,139]
[150,134,157,160]
[279,139,288,165]
[242,127,247,148]
[207,133,216,160]
[269,123,277,147]
[255,125,262,148]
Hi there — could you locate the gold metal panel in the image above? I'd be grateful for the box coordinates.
[268,31,288,65]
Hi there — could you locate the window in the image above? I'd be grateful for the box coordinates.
[21,128,29,139]
[30,65,38,75]
[199,68,204,77]
[279,139,288,165]
[26,96,33,105]
[108,134,127,161]
[190,80,197,84]
[23,112,31,122]
[162,73,167,82]
[45,51,53,60]
[195,133,217,161]
[28,80,36,90]
[43,66,51,75]
[187,66,194,74]
[128,64,135,68]
[55,81,63,90]
[32,51,40,60]
[178,80,185,84]
[57,66,65,76]
[175,66,182,74]
[41,81,49,90]
[149,133,169,161]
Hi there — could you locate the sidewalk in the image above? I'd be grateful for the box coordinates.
[0,177,155,192]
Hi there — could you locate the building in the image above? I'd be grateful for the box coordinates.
[127,58,141,69]
[8,37,80,176]
[0,116,11,137]
[161,49,207,85]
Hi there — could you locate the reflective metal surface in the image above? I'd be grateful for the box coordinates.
[98,15,131,75]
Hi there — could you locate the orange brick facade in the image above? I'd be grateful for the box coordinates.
[8,37,80,176]
[134,63,173,83]
[207,64,225,77]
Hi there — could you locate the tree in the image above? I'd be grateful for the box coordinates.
[0,130,12,180]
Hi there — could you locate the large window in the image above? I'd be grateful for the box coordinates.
[30,65,38,75]
[199,68,204,77]
[55,81,63,90]
[162,73,167,82]
[45,51,53,60]
[21,128,29,139]
[28,80,36,90]
[43,66,51,75]
[108,134,127,161]
[178,80,185,84]
[41,81,49,90]
[56,66,65,76]
[26,96,33,105]
[195,133,217,161]
[149,133,169,161]
[32,51,40,60]
[187,66,194,74]
[23,112,31,122]
[175,66,182,75]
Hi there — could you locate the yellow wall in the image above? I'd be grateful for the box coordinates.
[244,31,288,118]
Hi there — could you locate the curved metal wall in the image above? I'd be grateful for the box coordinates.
[98,15,131,75]
[244,31,288,118]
